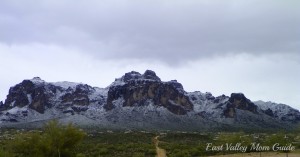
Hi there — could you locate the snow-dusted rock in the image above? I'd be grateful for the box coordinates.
[0,70,299,131]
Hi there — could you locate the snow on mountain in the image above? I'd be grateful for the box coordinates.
[254,100,300,122]
[0,70,299,131]
[51,81,81,89]
[29,77,45,84]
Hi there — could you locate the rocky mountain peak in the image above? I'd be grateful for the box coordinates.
[143,70,161,81]
[122,71,142,82]
[229,93,247,102]
[228,93,257,111]
[32,77,42,81]
[3,77,52,113]
[223,93,258,118]
[119,70,161,83]
[254,100,300,122]
[1,70,299,131]
[105,70,192,114]
[30,77,45,84]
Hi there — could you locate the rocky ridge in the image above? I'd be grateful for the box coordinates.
[1,70,299,131]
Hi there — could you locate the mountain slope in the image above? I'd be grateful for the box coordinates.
[0,70,299,131]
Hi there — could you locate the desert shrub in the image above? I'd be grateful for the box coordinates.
[8,120,85,157]
[0,148,14,157]
[132,152,145,157]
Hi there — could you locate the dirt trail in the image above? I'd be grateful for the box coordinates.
[154,136,167,157]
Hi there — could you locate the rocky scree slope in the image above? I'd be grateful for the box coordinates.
[0,70,299,131]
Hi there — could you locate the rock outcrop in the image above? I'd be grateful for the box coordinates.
[105,70,193,115]
[254,100,300,123]
[2,77,104,114]
[224,93,258,118]
[3,78,53,113]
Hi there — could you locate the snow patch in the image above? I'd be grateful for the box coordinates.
[10,101,16,107]
[27,94,32,104]
[51,81,80,89]
[30,77,45,84]
[6,106,27,114]
[107,79,125,87]
[89,87,108,101]
[255,100,300,119]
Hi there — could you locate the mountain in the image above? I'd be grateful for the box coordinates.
[0,70,299,131]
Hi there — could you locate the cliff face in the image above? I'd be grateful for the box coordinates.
[0,70,299,130]
[3,77,105,114]
[105,70,193,115]
[224,93,258,118]
[3,78,54,113]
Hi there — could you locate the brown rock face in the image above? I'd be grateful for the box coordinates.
[105,71,193,115]
[224,93,258,118]
[2,76,100,114]
[4,80,33,109]
[4,78,54,113]
[28,87,52,113]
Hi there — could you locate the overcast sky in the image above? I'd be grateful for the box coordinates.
[0,0,299,109]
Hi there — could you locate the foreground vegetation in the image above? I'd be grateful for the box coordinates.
[0,121,85,157]
[158,132,300,157]
[0,122,300,157]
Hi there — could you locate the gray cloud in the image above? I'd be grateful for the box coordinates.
[0,0,299,65]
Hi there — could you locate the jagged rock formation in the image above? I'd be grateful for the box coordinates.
[2,77,105,114]
[105,70,193,115]
[0,70,299,131]
[224,93,258,118]
[3,78,53,113]
[255,100,300,123]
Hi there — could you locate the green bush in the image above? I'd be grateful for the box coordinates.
[8,120,86,157]
[98,148,109,155]
[76,153,86,157]
[0,148,14,157]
